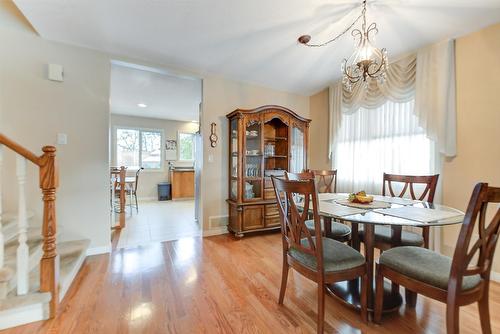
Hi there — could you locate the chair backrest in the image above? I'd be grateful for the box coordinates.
[449,183,500,295]
[285,170,314,181]
[134,167,144,192]
[310,169,337,193]
[271,176,324,270]
[382,173,439,203]
[110,166,127,192]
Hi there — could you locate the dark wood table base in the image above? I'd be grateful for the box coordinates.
[327,278,402,313]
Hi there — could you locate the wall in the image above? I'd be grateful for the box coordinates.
[440,23,500,271]
[309,88,331,171]
[0,2,111,251]
[110,114,198,199]
[0,1,310,244]
[200,76,310,233]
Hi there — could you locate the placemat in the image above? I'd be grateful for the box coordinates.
[334,199,392,210]
[317,193,346,201]
[372,195,420,206]
[375,206,463,223]
[318,201,368,217]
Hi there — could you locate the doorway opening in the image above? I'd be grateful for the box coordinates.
[109,60,202,249]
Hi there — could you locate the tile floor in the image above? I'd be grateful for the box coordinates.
[115,199,200,249]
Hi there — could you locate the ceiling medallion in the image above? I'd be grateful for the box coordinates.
[298,0,388,91]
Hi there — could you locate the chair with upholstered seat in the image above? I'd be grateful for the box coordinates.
[272,176,367,333]
[374,182,500,333]
[286,171,351,242]
[358,173,440,250]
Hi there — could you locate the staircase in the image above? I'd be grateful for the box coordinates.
[0,134,90,330]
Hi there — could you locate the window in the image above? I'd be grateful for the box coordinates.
[333,99,436,194]
[178,132,195,161]
[116,128,162,169]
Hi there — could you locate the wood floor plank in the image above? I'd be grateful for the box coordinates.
[3,232,500,333]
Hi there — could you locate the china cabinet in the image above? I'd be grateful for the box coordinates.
[226,105,311,237]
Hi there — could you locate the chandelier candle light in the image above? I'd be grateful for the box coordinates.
[298,0,388,90]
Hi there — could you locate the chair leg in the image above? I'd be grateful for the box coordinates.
[446,304,460,334]
[317,281,325,334]
[135,193,139,213]
[405,288,417,308]
[478,284,492,334]
[374,264,384,324]
[278,258,289,305]
[360,273,368,322]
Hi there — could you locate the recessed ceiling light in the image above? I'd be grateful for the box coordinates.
[137,103,147,108]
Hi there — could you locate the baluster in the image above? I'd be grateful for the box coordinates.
[16,155,29,295]
[0,144,4,268]
[0,145,12,299]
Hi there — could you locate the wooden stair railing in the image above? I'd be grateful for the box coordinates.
[0,133,59,318]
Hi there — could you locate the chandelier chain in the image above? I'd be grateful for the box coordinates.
[301,2,366,48]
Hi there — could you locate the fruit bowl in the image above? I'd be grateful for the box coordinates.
[348,191,374,204]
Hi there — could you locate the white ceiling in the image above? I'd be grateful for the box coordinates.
[13,0,500,95]
[110,61,201,122]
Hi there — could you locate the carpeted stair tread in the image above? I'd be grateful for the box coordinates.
[3,237,43,269]
[58,239,90,279]
[0,291,51,312]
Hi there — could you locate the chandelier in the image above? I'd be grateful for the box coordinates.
[298,0,388,90]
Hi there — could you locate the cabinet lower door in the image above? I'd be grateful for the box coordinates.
[242,205,265,231]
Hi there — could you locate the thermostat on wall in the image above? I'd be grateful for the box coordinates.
[48,64,64,82]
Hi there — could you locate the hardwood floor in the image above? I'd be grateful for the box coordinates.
[4,232,500,333]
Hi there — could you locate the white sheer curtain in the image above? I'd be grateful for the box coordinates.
[333,99,436,194]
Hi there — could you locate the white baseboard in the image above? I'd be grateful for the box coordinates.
[203,226,228,237]
[86,244,111,256]
[137,196,157,202]
[491,271,500,283]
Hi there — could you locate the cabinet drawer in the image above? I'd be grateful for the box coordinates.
[265,204,279,217]
[265,216,281,228]
[264,188,276,200]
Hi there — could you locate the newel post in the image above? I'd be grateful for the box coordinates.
[119,166,126,228]
[39,146,59,318]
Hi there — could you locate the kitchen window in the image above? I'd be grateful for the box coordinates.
[178,132,195,161]
[116,127,163,169]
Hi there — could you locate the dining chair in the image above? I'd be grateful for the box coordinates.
[126,167,144,213]
[374,182,500,334]
[272,176,367,333]
[110,166,127,212]
[285,171,351,242]
[308,169,338,193]
[358,173,440,251]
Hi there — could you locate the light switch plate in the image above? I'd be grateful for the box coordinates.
[48,64,64,82]
[57,133,67,145]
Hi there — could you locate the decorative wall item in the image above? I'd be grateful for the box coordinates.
[210,122,218,148]
[165,140,177,160]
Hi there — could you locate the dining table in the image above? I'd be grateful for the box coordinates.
[299,192,465,312]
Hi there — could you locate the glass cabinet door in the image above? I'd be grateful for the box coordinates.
[290,125,305,173]
[244,118,262,200]
[230,118,238,200]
